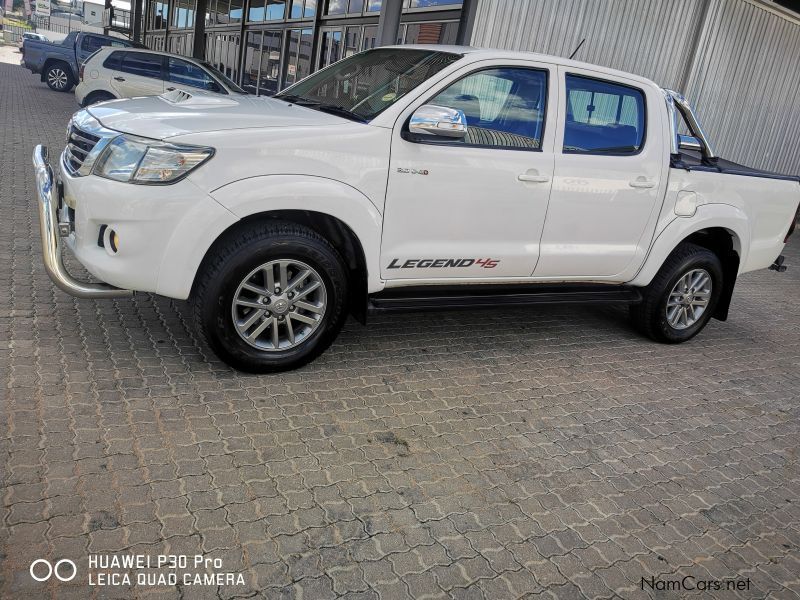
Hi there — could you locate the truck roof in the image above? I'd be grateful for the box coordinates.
[384,44,663,91]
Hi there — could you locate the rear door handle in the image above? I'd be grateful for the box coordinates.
[629,177,656,189]
[518,173,550,183]
[113,76,125,81]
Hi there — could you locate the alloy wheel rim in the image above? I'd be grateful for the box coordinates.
[666,268,712,330]
[231,259,327,351]
[48,68,67,89]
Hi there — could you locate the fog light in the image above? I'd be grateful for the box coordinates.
[101,226,120,255]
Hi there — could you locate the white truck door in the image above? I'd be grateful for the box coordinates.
[381,62,557,281]
[533,66,668,279]
[111,51,165,98]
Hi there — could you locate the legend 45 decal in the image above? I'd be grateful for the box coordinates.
[386,258,500,269]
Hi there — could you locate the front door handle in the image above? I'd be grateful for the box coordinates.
[629,177,656,189]
[518,171,550,183]
[113,76,125,81]
[166,87,176,91]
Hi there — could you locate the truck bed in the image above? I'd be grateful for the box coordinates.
[672,150,800,183]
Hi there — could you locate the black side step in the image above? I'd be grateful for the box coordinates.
[368,283,642,314]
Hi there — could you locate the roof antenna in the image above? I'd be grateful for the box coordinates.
[569,38,586,60]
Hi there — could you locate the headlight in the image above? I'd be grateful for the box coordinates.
[93,134,214,184]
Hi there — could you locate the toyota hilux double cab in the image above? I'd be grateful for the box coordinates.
[32,46,800,372]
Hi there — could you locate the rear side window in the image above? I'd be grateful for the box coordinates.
[167,58,221,92]
[119,53,163,79]
[563,74,645,155]
[103,50,124,70]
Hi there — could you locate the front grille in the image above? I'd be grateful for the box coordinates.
[64,125,101,174]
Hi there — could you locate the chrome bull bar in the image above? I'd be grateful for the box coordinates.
[32,145,133,299]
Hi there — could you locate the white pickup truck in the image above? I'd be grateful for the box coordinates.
[33,46,800,372]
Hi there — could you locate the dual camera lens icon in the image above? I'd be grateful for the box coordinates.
[29,559,78,582]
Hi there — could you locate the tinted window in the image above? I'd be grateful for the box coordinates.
[564,74,645,154]
[119,52,163,79]
[81,35,130,53]
[168,58,219,91]
[427,67,547,150]
[81,36,105,54]
[103,50,124,70]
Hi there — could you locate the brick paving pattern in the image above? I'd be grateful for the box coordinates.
[1,57,799,599]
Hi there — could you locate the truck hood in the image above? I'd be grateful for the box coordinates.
[87,90,347,139]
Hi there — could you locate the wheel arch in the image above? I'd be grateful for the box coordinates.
[82,89,117,106]
[630,205,749,321]
[194,210,371,323]
[161,174,383,319]
[41,58,74,82]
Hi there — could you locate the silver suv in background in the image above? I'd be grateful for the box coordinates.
[75,47,246,106]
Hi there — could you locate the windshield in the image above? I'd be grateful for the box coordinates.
[200,61,247,94]
[275,48,462,122]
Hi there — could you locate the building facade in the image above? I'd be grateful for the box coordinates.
[140,0,465,95]
[129,0,800,174]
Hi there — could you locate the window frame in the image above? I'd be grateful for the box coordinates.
[167,56,230,94]
[117,51,167,80]
[102,50,125,70]
[562,72,648,157]
[401,65,550,153]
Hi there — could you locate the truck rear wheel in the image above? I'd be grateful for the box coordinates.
[191,221,349,373]
[631,242,723,343]
[45,62,74,92]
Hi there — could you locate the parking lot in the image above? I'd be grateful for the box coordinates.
[1,54,799,599]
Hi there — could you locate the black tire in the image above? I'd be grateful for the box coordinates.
[191,220,349,373]
[630,242,723,343]
[45,62,75,92]
[83,90,116,106]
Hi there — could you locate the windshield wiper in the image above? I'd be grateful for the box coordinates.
[315,104,367,123]
[275,93,319,106]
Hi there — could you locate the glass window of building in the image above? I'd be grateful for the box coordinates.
[361,25,377,50]
[284,28,313,86]
[402,21,458,44]
[248,0,287,21]
[241,31,263,93]
[319,29,342,69]
[344,26,361,57]
[325,0,345,15]
[229,0,244,22]
[407,0,462,7]
[366,0,380,11]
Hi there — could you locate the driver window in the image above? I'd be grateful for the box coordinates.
[427,67,548,150]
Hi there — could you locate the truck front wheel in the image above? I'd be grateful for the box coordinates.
[45,62,74,92]
[631,242,723,343]
[191,221,349,373]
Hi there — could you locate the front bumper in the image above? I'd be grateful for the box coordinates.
[32,144,133,298]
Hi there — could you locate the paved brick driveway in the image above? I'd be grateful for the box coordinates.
[1,57,799,600]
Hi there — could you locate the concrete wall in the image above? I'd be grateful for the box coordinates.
[471,0,800,175]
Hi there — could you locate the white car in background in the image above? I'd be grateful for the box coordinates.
[75,47,246,106]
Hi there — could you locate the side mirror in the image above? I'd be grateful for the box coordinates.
[409,104,467,139]
[206,81,221,93]
[678,134,702,152]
